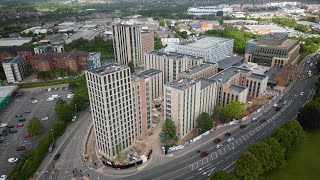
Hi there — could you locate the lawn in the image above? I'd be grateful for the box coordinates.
[262,130,320,180]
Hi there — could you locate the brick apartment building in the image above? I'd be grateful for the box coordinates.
[30,49,88,72]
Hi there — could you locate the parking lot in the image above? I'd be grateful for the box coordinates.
[0,84,70,176]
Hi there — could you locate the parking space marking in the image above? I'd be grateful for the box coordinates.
[221,148,226,154]
[231,143,235,149]
[242,135,246,141]
[218,149,222,155]
[226,145,230,150]
[238,138,242,143]
[235,140,239,145]
[267,119,272,123]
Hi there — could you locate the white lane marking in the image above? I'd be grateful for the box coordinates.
[217,160,224,165]
[235,150,241,154]
[226,155,232,160]
[235,140,239,145]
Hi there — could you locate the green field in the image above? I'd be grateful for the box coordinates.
[262,130,320,180]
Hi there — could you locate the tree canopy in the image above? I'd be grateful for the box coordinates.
[162,118,178,141]
[223,100,245,122]
[197,112,213,133]
[205,27,260,54]
[271,128,294,159]
[27,117,45,137]
[154,37,164,50]
[64,36,114,59]
[210,170,238,180]
[248,142,273,174]
[281,120,305,151]
[55,98,75,122]
[272,18,309,32]
[263,137,285,169]
[298,98,320,130]
[235,152,262,180]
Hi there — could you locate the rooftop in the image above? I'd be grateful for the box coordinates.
[261,33,287,40]
[87,63,127,76]
[197,78,216,90]
[183,62,217,75]
[248,73,267,80]
[210,67,251,84]
[224,20,258,23]
[0,37,32,47]
[182,37,233,49]
[147,51,203,60]
[3,56,24,64]
[217,56,245,70]
[133,69,161,80]
[243,25,286,31]
[228,85,247,93]
[166,78,197,90]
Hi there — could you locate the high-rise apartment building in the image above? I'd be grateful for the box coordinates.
[85,63,137,159]
[164,78,217,138]
[180,62,218,80]
[87,52,101,70]
[144,51,204,83]
[113,23,154,66]
[2,55,28,83]
[133,69,163,139]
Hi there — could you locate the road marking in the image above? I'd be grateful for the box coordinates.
[256,135,261,140]
[221,148,226,154]
[207,167,216,177]
[235,139,239,145]
[235,150,240,154]
[217,160,224,165]
[226,144,230,150]
[242,135,246,141]
[226,155,232,160]
[239,138,242,143]
[262,131,266,135]
[250,140,254,145]
[218,149,222,155]
[231,143,235,149]
[185,176,193,180]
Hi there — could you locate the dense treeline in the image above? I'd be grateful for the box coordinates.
[272,17,309,32]
[64,36,114,60]
[204,27,260,54]
[211,120,305,180]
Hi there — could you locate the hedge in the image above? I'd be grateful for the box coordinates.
[18,79,71,88]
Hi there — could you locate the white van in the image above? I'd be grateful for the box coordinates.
[46,97,54,102]
[48,88,51,92]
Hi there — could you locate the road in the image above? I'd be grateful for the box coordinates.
[0,85,70,177]
[38,52,319,180]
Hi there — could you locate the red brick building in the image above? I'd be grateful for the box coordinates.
[30,49,88,72]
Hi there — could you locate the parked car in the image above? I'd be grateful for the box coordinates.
[16,123,24,128]
[18,118,26,122]
[31,100,38,104]
[300,92,304,96]
[8,158,19,163]
[41,117,49,121]
[0,175,8,180]
[48,143,55,153]
[16,147,26,151]
[200,151,209,157]
[24,110,31,113]
[227,137,235,143]
[225,132,231,137]
[0,123,8,128]
[6,125,14,128]
[16,114,22,117]
[252,118,257,122]
[0,140,3,144]
[10,129,18,133]
[24,134,32,139]
[216,144,224,149]
[54,153,61,160]
[213,138,221,144]
[240,124,247,129]
[71,116,77,122]
[275,107,281,111]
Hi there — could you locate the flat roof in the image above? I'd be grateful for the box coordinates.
[217,56,245,70]
[210,67,251,84]
[243,25,286,31]
[228,85,247,93]
[197,78,216,90]
[87,63,127,76]
[147,51,204,60]
[248,73,267,80]
[133,69,161,80]
[0,37,32,46]
[224,20,258,23]
[184,62,216,75]
[0,86,17,100]
[183,37,233,49]
[261,33,287,40]
[166,78,197,90]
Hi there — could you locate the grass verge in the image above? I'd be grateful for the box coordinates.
[18,79,71,88]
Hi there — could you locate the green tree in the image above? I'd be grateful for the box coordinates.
[248,142,273,174]
[27,117,45,136]
[163,118,178,141]
[263,137,286,169]
[235,152,262,180]
[298,98,320,130]
[156,16,165,26]
[197,112,213,133]
[128,61,135,74]
[55,99,75,122]
[154,37,164,50]
[271,128,294,159]
[210,170,238,180]
[281,120,305,150]
[223,100,245,122]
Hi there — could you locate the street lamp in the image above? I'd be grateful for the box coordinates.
[50,129,54,142]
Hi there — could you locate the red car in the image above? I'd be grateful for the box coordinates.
[24,134,32,139]
[16,123,24,128]
[16,147,26,151]
[213,138,221,144]
[200,151,209,157]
